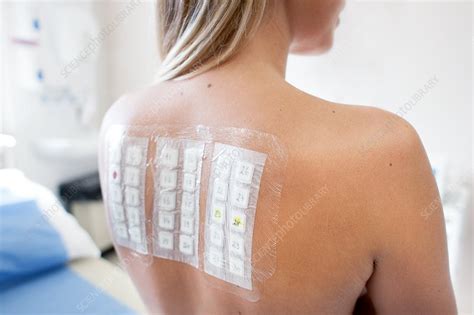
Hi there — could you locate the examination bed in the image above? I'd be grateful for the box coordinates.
[0,169,146,314]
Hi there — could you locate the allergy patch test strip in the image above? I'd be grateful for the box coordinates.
[152,137,205,268]
[107,134,149,254]
[204,143,267,290]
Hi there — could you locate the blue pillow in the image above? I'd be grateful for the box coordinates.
[0,188,68,289]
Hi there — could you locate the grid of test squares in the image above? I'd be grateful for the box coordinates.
[153,138,205,268]
[107,135,149,254]
[204,143,267,290]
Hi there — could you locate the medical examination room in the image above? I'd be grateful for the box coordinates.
[0,1,472,314]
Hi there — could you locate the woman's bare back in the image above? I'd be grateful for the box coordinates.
[99,70,455,314]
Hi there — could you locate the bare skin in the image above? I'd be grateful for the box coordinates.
[99,1,456,314]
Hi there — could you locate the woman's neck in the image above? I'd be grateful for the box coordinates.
[207,2,292,81]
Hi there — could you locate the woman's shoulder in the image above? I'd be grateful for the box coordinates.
[281,85,425,168]
[288,90,434,225]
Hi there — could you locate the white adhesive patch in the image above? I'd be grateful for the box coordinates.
[106,132,149,254]
[204,143,267,290]
[158,231,174,250]
[152,138,205,268]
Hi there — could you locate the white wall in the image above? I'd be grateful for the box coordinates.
[100,0,159,115]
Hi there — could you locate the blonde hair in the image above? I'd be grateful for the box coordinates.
[156,0,268,81]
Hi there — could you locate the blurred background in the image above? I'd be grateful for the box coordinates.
[0,1,472,314]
